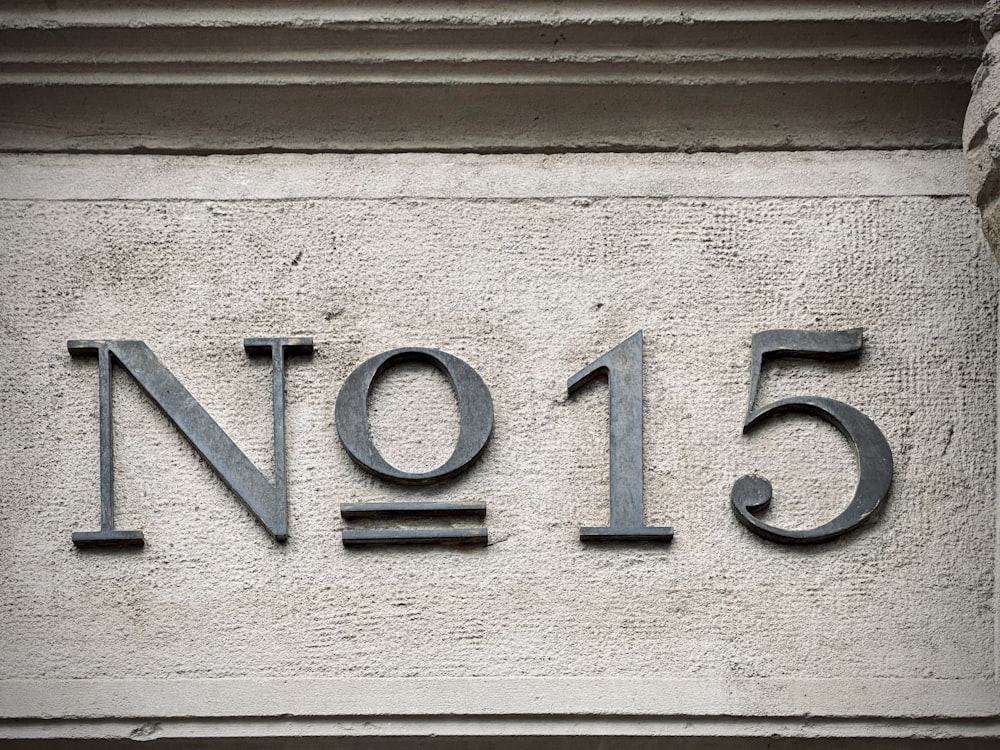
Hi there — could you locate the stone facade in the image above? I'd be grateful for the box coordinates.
[1,3,998,747]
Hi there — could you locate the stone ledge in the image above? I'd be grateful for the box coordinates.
[3,718,1000,745]
[0,151,970,200]
[0,678,997,727]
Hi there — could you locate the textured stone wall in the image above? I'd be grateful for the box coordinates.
[0,155,995,742]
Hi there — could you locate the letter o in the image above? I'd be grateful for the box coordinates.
[335,348,494,485]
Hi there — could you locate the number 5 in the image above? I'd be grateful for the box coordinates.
[731,329,893,544]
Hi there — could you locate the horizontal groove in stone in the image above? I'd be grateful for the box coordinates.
[0,20,981,47]
[0,81,969,151]
[0,61,975,86]
[0,1,983,27]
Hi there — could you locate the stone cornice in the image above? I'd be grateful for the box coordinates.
[0,4,981,86]
[0,1,983,26]
[0,1,985,151]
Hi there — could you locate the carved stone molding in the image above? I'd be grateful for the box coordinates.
[965,1,1000,254]
[0,1,983,152]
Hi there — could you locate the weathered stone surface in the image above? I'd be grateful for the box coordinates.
[0,153,995,745]
[0,153,994,688]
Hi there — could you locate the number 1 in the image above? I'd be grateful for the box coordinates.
[568,331,673,543]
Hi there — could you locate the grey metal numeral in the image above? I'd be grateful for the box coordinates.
[731,328,893,544]
[568,331,673,543]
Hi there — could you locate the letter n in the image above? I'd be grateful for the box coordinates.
[67,338,313,547]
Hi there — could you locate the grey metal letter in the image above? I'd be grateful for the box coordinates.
[68,337,313,547]
[568,331,673,543]
[335,347,493,485]
[334,347,493,546]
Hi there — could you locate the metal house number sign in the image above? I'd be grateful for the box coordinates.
[67,328,893,551]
